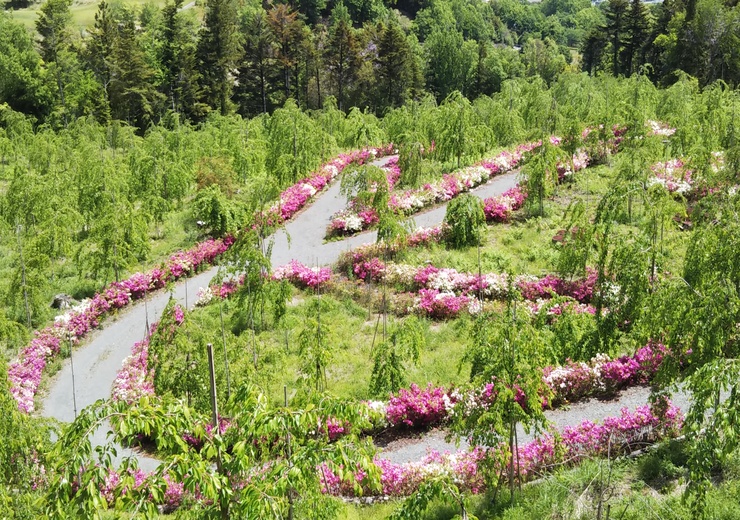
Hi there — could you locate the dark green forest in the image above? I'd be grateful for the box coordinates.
[2,0,739,131]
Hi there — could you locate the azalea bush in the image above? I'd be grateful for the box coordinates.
[272,260,332,289]
[8,237,232,413]
[261,145,394,228]
[322,401,684,498]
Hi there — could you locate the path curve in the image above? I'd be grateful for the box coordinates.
[40,155,678,469]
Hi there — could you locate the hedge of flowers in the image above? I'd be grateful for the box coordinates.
[260,145,395,227]
[321,401,683,497]
[344,259,600,319]
[649,159,694,195]
[369,342,667,431]
[483,185,527,222]
[272,260,332,288]
[328,141,546,237]
[8,237,232,413]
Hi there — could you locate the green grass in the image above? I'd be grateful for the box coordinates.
[181,292,472,408]
[7,0,172,30]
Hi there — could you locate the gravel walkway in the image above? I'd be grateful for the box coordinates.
[39,155,681,469]
[378,385,692,464]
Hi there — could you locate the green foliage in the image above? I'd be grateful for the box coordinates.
[435,91,490,168]
[444,193,485,249]
[197,0,240,115]
[192,185,243,236]
[523,139,563,216]
[0,13,50,119]
[369,316,426,396]
[298,297,336,392]
[390,479,477,520]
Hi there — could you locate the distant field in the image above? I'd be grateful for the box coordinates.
[5,0,170,30]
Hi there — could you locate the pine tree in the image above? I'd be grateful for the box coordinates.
[36,0,75,127]
[604,0,629,76]
[267,3,305,103]
[197,0,239,115]
[374,21,414,110]
[109,15,165,130]
[235,9,279,116]
[621,0,650,76]
[581,28,608,75]
[161,0,207,121]
[85,0,117,122]
[325,1,361,111]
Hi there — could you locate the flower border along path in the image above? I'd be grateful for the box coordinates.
[9,145,393,414]
[321,400,684,498]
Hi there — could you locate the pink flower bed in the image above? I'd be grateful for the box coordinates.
[272,260,331,288]
[649,159,694,195]
[374,342,668,430]
[483,185,527,223]
[8,237,231,413]
[261,145,395,227]
[322,401,683,497]
[385,383,453,428]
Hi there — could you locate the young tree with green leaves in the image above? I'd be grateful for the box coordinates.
[369,316,425,396]
[435,91,489,168]
[298,297,335,393]
[522,141,556,217]
[443,192,486,249]
[454,294,549,501]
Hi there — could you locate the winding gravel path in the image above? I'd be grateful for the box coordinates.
[39,155,682,469]
[378,385,692,464]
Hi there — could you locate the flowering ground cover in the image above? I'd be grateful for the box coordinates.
[8,238,231,413]
[8,146,390,413]
[321,400,684,498]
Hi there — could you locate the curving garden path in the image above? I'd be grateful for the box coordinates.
[39,154,688,469]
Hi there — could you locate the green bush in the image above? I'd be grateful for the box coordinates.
[443,193,485,249]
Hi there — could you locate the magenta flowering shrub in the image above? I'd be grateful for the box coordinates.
[262,145,395,228]
[272,260,331,288]
[8,237,231,413]
[385,383,453,428]
[483,185,527,223]
[517,268,597,304]
[649,159,694,195]
[323,402,683,498]
[542,343,667,406]
[415,289,473,319]
[353,257,386,282]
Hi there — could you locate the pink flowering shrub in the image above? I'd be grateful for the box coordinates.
[415,289,472,319]
[649,159,694,195]
[353,257,386,282]
[483,185,527,222]
[272,260,331,288]
[385,383,452,428]
[323,402,683,498]
[9,236,231,412]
